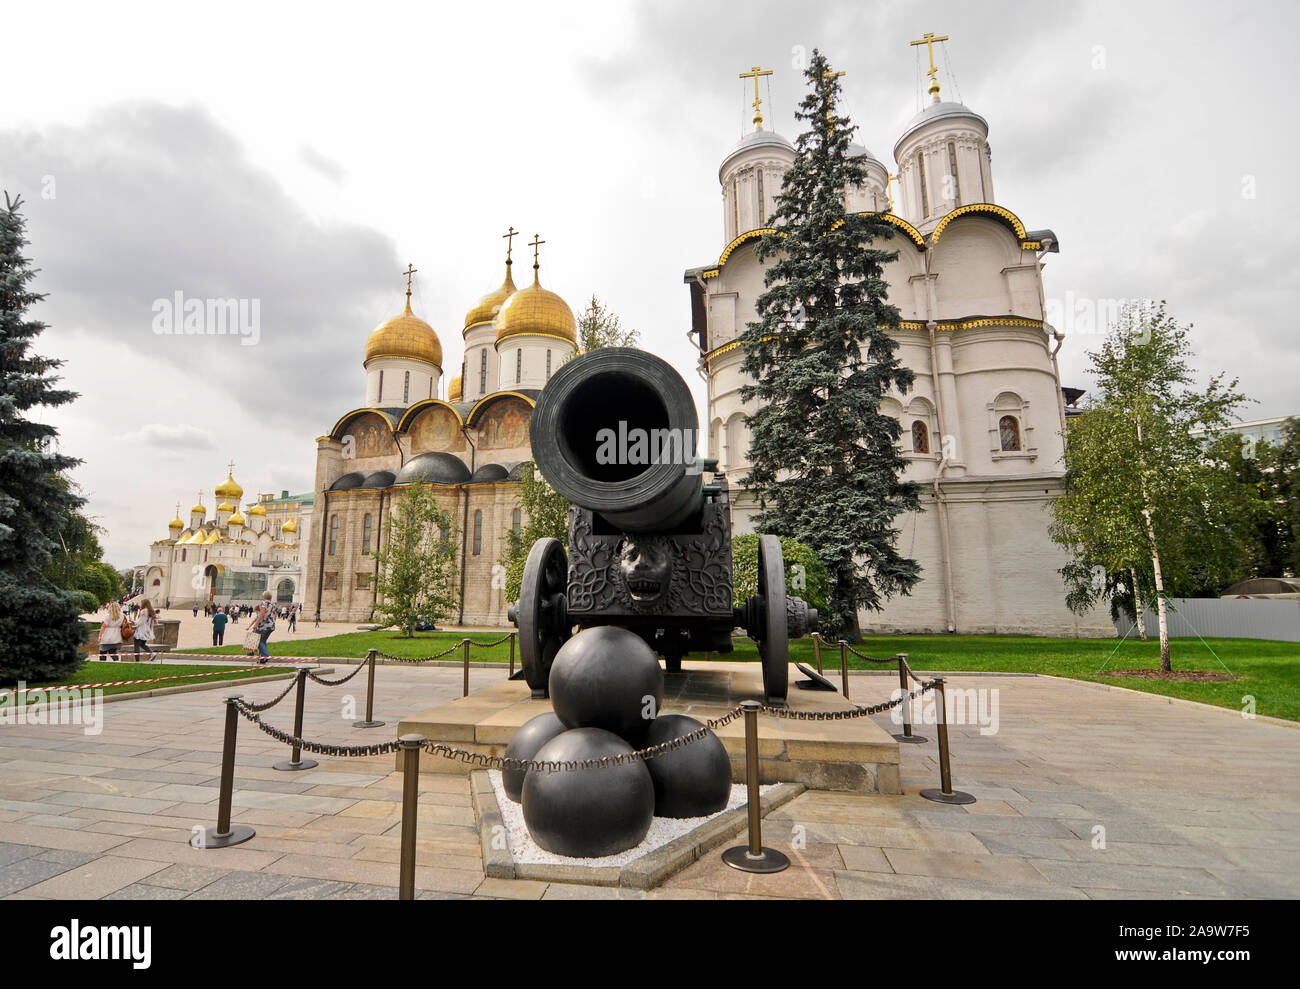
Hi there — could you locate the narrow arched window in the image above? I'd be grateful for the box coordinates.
[512,508,521,535]
[911,420,929,454]
[999,416,1021,452]
[362,514,372,555]
[377,370,384,402]
[329,514,338,555]
[947,140,961,207]
[480,350,488,394]
[516,349,522,384]
[546,350,552,379]
[403,371,410,404]
[473,510,483,555]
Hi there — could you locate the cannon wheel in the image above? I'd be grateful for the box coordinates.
[516,538,570,698]
[755,535,789,705]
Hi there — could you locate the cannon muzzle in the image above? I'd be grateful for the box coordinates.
[530,348,703,532]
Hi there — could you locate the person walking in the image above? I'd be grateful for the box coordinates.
[193,603,199,618]
[132,599,159,661]
[251,591,277,663]
[98,602,126,659]
[314,608,320,628]
[212,606,229,647]
[288,606,297,632]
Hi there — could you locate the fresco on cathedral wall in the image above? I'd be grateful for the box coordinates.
[347,413,397,459]
[408,405,466,453]
[477,398,531,451]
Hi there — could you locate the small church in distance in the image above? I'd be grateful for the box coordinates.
[304,236,576,625]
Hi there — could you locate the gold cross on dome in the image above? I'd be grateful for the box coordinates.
[502,226,518,262]
[821,68,845,125]
[227,460,236,476]
[739,65,773,130]
[401,263,418,297]
[910,32,950,100]
[529,234,545,270]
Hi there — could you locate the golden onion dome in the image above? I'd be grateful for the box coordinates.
[215,472,242,501]
[448,374,462,401]
[248,502,268,517]
[169,506,185,531]
[463,263,518,333]
[190,500,206,516]
[217,500,234,513]
[365,295,443,367]
[282,517,298,533]
[496,269,577,345]
[228,512,246,526]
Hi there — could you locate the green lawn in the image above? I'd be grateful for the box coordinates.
[190,630,1300,723]
[8,662,293,699]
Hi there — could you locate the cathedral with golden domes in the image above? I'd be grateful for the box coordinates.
[303,233,577,624]
[142,469,309,607]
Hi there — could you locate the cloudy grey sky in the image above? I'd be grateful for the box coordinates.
[2,0,1296,568]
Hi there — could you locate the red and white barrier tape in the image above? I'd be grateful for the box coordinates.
[0,664,303,699]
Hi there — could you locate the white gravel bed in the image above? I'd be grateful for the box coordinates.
[488,770,773,868]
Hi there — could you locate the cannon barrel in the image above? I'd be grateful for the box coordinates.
[530,348,702,532]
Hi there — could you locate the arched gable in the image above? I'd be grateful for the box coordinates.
[468,393,534,452]
[403,401,467,454]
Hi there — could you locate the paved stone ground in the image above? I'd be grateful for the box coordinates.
[1,666,1296,899]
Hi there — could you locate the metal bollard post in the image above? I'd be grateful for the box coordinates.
[462,638,471,698]
[508,632,516,677]
[353,649,385,729]
[812,633,823,675]
[920,677,975,805]
[893,653,926,744]
[722,701,789,874]
[839,639,850,700]
[396,734,425,900]
[194,696,256,848]
[273,668,319,771]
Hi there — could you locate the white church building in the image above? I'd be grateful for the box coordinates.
[684,52,1112,636]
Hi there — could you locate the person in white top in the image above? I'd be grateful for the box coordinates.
[133,599,159,661]
[99,601,125,658]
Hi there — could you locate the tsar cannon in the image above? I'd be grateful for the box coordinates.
[508,347,816,705]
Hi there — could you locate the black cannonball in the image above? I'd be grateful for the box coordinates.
[548,626,664,744]
[643,714,733,818]
[502,712,567,803]
[521,728,655,857]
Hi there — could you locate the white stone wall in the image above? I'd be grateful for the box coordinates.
[364,357,441,409]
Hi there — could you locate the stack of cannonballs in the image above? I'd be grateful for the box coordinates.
[501,625,733,857]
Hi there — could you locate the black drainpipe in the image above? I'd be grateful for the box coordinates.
[371,487,384,615]
[315,488,328,616]
[456,420,478,626]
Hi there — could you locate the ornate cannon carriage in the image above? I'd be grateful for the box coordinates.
[508,348,816,705]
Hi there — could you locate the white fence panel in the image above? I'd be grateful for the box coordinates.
[1114,598,1300,642]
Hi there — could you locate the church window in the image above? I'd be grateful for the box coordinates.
[403,371,410,404]
[918,153,931,217]
[377,370,384,402]
[546,350,552,379]
[999,416,1021,451]
[473,510,483,555]
[181,549,186,562]
[480,350,488,394]
[516,349,522,384]
[911,420,930,454]
[362,514,372,554]
[512,508,521,534]
[355,573,370,590]
[324,573,338,590]
[731,178,738,236]
[757,169,765,223]
[947,141,961,207]
[440,523,449,543]
[329,514,338,555]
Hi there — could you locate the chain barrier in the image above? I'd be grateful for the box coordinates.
[467,634,513,649]
[236,676,302,713]
[374,642,465,663]
[839,643,922,683]
[229,674,934,771]
[305,662,367,687]
[232,700,404,757]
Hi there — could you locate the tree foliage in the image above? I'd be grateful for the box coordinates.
[1050,302,1250,669]
[731,533,830,616]
[503,463,569,602]
[574,295,640,354]
[0,193,86,681]
[739,50,920,641]
[372,481,459,637]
